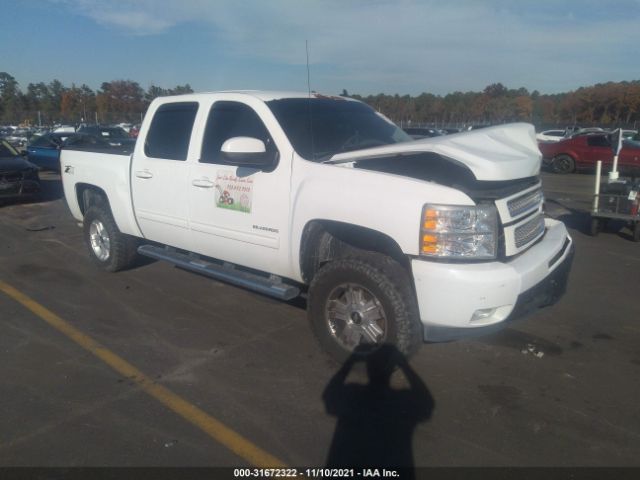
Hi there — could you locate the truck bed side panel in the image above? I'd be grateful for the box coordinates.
[60,149,142,238]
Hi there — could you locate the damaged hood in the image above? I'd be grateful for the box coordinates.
[325,123,541,181]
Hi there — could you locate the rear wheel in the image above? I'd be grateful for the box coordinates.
[552,154,575,174]
[83,206,138,272]
[308,253,422,363]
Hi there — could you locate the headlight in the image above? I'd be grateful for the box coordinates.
[420,204,498,259]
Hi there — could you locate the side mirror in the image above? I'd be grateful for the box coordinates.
[220,137,271,168]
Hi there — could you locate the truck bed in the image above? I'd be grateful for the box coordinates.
[60,148,141,238]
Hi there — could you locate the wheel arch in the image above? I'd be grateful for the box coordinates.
[73,182,141,237]
[553,151,577,161]
[299,219,410,284]
[75,183,111,216]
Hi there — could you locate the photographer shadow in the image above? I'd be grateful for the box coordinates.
[323,345,434,472]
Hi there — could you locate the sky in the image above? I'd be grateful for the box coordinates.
[0,0,638,96]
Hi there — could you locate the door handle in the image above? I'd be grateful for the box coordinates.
[135,170,153,179]
[192,178,214,188]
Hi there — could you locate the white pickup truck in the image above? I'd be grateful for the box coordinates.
[61,91,573,361]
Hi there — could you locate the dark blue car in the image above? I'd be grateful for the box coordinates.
[0,140,40,201]
[26,132,77,172]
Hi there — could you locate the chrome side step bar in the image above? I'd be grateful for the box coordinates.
[137,245,300,301]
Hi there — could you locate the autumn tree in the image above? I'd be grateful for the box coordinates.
[144,84,194,108]
[59,84,95,123]
[2,69,639,128]
[0,72,22,123]
[97,80,145,123]
[170,84,193,95]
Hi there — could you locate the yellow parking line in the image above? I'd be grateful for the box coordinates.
[0,280,286,468]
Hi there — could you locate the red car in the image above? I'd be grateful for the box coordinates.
[539,134,640,174]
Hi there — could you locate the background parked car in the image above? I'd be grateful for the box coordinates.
[536,129,566,142]
[53,125,76,133]
[539,133,640,174]
[129,124,140,138]
[26,132,77,172]
[0,139,40,201]
[64,132,117,149]
[568,127,606,138]
[402,127,443,139]
[115,122,132,133]
[4,128,33,148]
[76,125,136,148]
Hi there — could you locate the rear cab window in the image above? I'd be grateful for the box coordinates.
[145,102,199,160]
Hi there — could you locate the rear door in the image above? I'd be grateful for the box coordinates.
[131,101,198,249]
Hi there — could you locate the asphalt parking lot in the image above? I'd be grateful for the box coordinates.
[1,171,639,468]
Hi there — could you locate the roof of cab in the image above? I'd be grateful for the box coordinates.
[152,90,358,103]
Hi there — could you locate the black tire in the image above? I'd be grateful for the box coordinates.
[552,154,575,174]
[633,222,640,242]
[589,217,601,236]
[308,253,422,363]
[83,205,138,272]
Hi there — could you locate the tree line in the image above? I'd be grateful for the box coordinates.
[347,81,640,129]
[1,70,639,129]
[0,71,193,126]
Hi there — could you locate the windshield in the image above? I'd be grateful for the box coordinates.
[266,97,411,161]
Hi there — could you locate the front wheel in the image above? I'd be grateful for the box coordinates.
[83,206,138,272]
[590,217,602,236]
[308,254,422,363]
[551,154,575,174]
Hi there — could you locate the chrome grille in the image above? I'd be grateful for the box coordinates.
[508,188,543,218]
[495,183,546,256]
[515,214,545,248]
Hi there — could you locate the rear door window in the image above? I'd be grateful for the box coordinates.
[145,102,198,160]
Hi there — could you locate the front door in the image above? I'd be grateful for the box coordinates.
[187,99,291,275]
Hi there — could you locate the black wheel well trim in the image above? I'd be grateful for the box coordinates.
[299,219,410,284]
[75,183,111,216]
